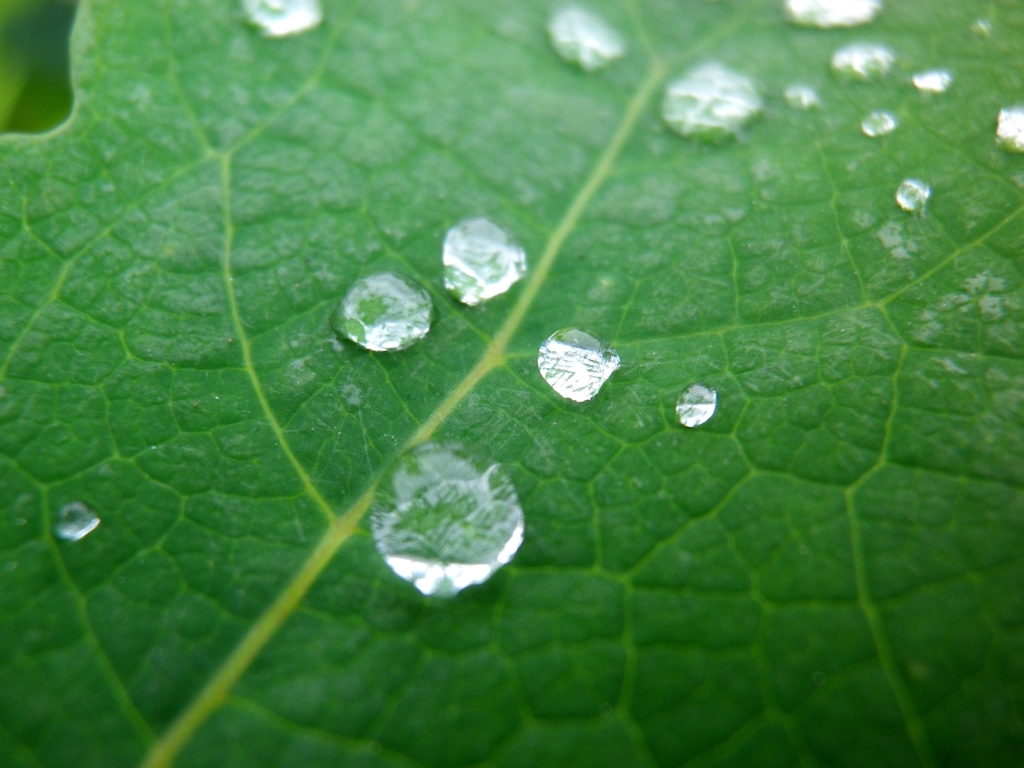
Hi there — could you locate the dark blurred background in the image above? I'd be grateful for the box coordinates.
[0,0,75,133]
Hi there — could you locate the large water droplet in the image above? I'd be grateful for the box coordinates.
[676,384,717,428]
[538,329,620,402]
[861,110,898,137]
[547,6,626,72]
[912,69,952,93]
[831,43,894,80]
[784,84,822,110]
[785,0,882,28]
[333,273,432,352]
[895,179,930,213]
[443,218,527,306]
[242,0,322,37]
[996,106,1024,153]
[54,502,100,542]
[371,442,524,597]
[661,63,762,141]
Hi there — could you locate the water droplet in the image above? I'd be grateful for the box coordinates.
[912,69,952,93]
[996,106,1024,153]
[831,43,894,80]
[861,110,898,137]
[332,273,432,352]
[547,6,625,72]
[54,502,100,542]
[443,218,527,306]
[784,84,822,110]
[661,63,762,141]
[676,384,717,428]
[972,19,992,37]
[538,329,620,402]
[371,442,524,597]
[242,0,322,37]
[895,179,930,213]
[785,0,882,28]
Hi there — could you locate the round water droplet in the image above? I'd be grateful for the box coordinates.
[54,502,100,542]
[676,384,717,428]
[784,85,822,110]
[242,0,322,37]
[661,63,762,141]
[996,106,1024,153]
[548,6,626,72]
[333,273,432,352]
[785,0,882,28]
[912,70,952,93]
[538,329,620,402]
[861,110,898,137]
[831,43,894,81]
[443,218,527,306]
[371,442,524,597]
[895,179,930,213]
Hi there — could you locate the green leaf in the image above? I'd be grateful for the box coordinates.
[1,1,1023,767]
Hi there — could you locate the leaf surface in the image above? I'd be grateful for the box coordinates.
[1,1,1023,767]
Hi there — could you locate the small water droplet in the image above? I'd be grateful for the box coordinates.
[996,106,1024,153]
[443,218,527,306]
[861,110,898,137]
[54,502,100,542]
[661,63,762,141]
[547,6,625,72]
[538,329,620,402]
[371,442,524,597]
[676,384,718,428]
[242,0,322,37]
[895,179,930,213]
[784,84,822,110]
[972,19,992,37]
[332,273,432,352]
[912,69,952,93]
[831,43,894,80]
[785,0,882,28]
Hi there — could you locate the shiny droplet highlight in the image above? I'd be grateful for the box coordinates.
[661,63,762,141]
[785,0,882,28]
[242,0,322,37]
[912,70,952,93]
[895,179,930,213]
[443,218,527,306]
[831,43,894,80]
[784,85,821,110]
[371,442,524,597]
[333,273,432,352]
[996,107,1024,153]
[861,110,897,137]
[538,329,620,402]
[548,6,625,72]
[676,384,717,428]
[54,502,100,542]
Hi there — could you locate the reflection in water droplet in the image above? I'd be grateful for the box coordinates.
[831,43,894,80]
[443,218,527,306]
[896,179,930,213]
[242,0,322,37]
[676,384,717,428]
[548,6,626,72]
[996,107,1024,153]
[861,110,898,137]
[661,63,761,141]
[785,0,882,28]
[333,273,432,352]
[912,70,952,93]
[54,502,100,542]
[784,85,821,110]
[371,442,524,597]
[538,329,620,402]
